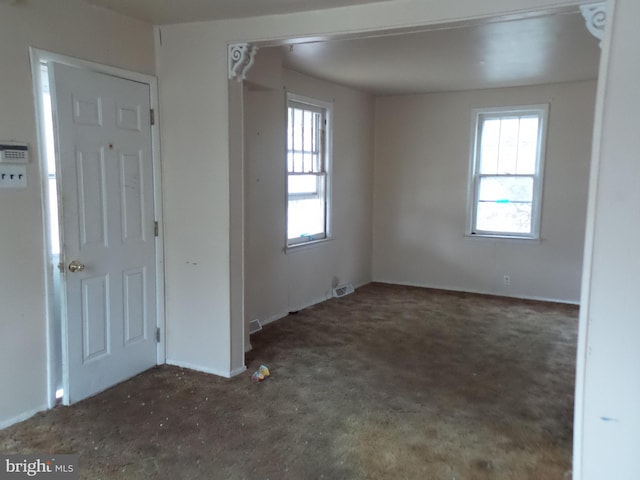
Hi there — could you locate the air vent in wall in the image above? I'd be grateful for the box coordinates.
[249,318,262,334]
[333,283,355,298]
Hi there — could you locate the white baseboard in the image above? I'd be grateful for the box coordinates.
[287,293,331,317]
[166,359,246,378]
[229,365,247,377]
[374,279,580,305]
[0,404,48,430]
[249,279,374,333]
[257,295,329,329]
[260,310,290,327]
[353,279,371,290]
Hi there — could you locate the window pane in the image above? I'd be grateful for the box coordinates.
[293,108,303,152]
[497,117,520,174]
[303,110,313,151]
[478,176,533,203]
[288,152,307,173]
[288,198,326,239]
[288,174,318,195]
[481,114,540,175]
[479,118,500,174]
[288,106,322,173]
[287,107,293,151]
[476,201,532,234]
[516,116,539,174]
[48,177,60,255]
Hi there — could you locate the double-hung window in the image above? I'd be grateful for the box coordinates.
[286,94,331,246]
[468,105,548,239]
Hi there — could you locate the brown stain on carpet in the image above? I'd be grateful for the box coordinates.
[0,283,576,479]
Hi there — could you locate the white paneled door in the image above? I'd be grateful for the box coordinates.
[50,63,157,405]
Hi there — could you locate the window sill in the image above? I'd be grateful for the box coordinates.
[465,233,542,244]
[285,237,333,253]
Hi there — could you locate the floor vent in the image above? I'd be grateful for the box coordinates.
[249,318,262,334]
[333,283,355,298]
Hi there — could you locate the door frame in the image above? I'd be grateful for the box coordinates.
[29,48,166,409]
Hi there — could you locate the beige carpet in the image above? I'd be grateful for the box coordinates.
[0,283,578,479]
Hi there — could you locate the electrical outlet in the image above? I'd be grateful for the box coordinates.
[503,275,511,286]
[0,165,27,189]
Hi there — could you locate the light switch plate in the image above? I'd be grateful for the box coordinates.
[0,164,27,188]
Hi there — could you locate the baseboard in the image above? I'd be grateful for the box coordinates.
[229,365,247,377]
[353,279,371,290]
[374,279,580,305]
[288,292,332,316]
[250,279,374,332]
[0,404,48,430]
[260,310,290,328]
[258,295,330,329]
[166,359,246,378]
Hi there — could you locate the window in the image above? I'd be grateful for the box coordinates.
[286,94,331,246]
[468,105,548,239]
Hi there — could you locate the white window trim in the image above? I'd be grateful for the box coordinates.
[466,104,549,240]
[285,92,333,250]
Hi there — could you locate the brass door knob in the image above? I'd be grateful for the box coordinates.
[68,260,85,273]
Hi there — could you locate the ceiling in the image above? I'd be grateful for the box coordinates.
[81,0,390,24]
[280,11,601,95]
[79,1,600,96]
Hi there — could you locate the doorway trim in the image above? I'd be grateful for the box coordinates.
[29,48,166,409]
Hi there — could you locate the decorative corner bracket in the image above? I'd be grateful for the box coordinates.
[580,2,607,47]
[228,43,258,81]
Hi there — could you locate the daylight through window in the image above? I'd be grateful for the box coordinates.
[286,95,330,246]
[469,105,548,239]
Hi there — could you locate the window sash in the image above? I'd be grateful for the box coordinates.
[287,172,326,200]
[287,173,327,242]
[287,103,325,174]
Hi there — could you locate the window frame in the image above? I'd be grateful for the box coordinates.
[285,93,332,249]
[467,104,549,240]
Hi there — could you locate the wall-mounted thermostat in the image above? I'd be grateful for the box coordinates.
[0,142,29,163]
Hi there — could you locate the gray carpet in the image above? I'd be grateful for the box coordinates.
[0,283,578,479]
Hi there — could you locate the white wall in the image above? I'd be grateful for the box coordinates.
[283,70,373,305]
[0,0,154,428]
[244,62,374,341]
[243,49,288,342]
[373,81,596,303]
[575,0,640,478]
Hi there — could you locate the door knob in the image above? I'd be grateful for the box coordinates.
[68,260,85,273]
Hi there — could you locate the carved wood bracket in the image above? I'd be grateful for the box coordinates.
[580,2,607,47]
[228,43,258,81]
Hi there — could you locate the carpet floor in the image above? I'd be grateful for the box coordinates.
[0,283,578,479]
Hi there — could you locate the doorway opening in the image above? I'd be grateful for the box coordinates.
[37,61,64,403]
[31,49,166,408]
[233,5,600,475]
[237,6,600,351]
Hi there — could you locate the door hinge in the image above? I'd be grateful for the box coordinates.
[156,327,161,343]
[150,109,155,126]
[154,220,159,237]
